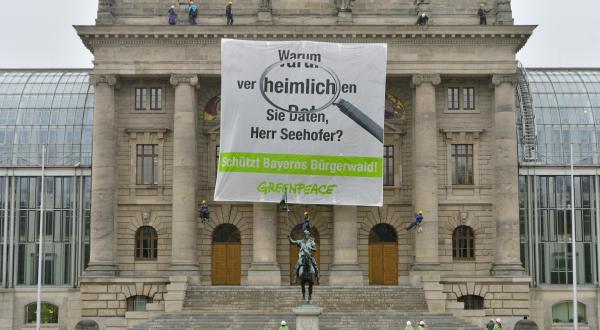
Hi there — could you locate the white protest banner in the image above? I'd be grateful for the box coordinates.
[215,39,387,206]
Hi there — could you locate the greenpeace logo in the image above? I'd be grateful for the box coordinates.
[256,181,337,195]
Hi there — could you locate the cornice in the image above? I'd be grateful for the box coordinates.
[76,25,534,52]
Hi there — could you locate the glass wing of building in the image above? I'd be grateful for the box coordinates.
[0,70,92,288]
[518,69,600,287]
[525,69,600,165]
[0,70,93,167]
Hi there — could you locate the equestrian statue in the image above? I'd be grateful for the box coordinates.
[289,229,320,302]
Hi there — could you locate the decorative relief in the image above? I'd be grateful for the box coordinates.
[411,74,441,87]
[170,74,199,87]
[492,74,517,86]
[89,74,117,87]
[385,93,408,120]
[440,129,484,142]
[203,94,221,121]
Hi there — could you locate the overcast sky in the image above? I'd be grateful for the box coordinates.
[0,0,598,69]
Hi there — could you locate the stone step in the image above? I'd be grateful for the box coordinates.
[184,286,428,312]
[129,312,484,330]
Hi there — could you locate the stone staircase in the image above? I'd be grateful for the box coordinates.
[130,286,483,329]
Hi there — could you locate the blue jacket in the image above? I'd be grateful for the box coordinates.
[189,4,198,14]
[415,214,424,223]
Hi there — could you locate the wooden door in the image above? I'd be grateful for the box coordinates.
[212,242,241,285]
[369,242,398,285]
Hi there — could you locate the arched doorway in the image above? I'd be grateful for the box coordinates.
[369,223,398,285]
[289,225,320,285]
[212,224,241,285]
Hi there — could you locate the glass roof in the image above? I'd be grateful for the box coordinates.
[523,69,600,165]
[0,70,93,167]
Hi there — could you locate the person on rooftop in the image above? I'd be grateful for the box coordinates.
[416,12,429,26]
[188,1,199,25]
[478,3,491,25]
[225,1,234,25]
[168,5,177,25]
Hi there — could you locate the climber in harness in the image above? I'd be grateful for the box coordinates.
[406,210,424,232]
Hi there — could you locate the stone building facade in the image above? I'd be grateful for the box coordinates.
[0,0,543,329]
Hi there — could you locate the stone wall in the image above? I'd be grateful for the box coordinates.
[80,279,167,318]
[443,278,531,327]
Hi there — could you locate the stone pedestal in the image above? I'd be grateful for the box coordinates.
[293,304,322,330]
[247,203,281,285]
[329,205,362,285]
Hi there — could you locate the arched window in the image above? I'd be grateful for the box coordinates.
[127,295,153,312]
[369,223,398,243]
[457,295,484,310]
[25,302,59,324]
[552,301,587,323]
[135,226,158,260]
[212,224,241,243]
[452,225,475,259]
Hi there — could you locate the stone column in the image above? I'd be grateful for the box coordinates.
[491,74,524,276]
[329,205,363,285]
[247,203,281,285]
[86,74,118,276]
[411,74,441,271]
[169,74,199,272]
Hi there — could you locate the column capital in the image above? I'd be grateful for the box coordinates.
[411,74,441,87]
[170,74,199,87]
[492,74,517,87]
[90,74,117,87]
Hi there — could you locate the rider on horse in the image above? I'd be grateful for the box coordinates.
[289,230,320,283]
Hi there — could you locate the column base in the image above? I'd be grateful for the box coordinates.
[257,10,272,23]
[409,263,440,287]
[491,262,525,276]
[329,264,363,286]
[293,303,322,330]
[337,11,353,24]
[169,262,199,277]
[84,262,118,276]
[247,262,281,286]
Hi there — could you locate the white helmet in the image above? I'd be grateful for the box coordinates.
[281,320,287,325]
[406,321,412,325]
[420,320,425,325]
[496,318,502,323]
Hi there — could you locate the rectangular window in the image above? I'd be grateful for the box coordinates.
[451,144,474,185]
[447,87,460,110]
[383,145,394,186]
[136,145,159,185]
[134,88,147,110]
[150,88,162,110]
[15,177,73,286]
[463,87,475,110]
